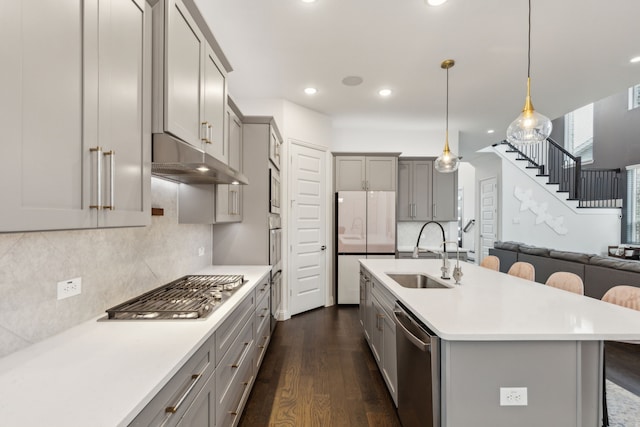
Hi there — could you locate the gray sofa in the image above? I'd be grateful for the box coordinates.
[488,242,640,299]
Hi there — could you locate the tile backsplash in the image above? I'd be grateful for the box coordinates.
[397,221,458,249]
[0,178,212,358]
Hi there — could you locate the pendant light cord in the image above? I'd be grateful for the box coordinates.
[446,65,449,135]
[527,0,531,79]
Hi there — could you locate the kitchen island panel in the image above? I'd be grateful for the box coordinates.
[441,340,600,427]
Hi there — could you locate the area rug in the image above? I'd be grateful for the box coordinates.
[607,380,640,427]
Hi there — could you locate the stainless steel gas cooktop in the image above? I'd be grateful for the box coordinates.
[105,275,245,320]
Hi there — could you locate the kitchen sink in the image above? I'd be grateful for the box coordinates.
[386,273,451,289]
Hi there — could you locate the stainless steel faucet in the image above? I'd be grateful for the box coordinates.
[437,240,463,284]
[440,240,461,282]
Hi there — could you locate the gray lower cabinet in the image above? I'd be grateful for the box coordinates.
[129,333,216,427]
[130,275,270,427]
[1,0,151,232]
[360,268,397,406]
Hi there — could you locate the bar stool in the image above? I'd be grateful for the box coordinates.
[507,262,535,281]
[479,255,500,271]
[602,285,640,311]
[545,272,584,295]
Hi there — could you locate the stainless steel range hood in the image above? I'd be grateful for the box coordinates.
[152,133,248,185]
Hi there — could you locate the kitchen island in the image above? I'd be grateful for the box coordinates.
[0,265,271,427]
[360,258,640,427]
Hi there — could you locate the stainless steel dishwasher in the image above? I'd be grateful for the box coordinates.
[393,301,440,427]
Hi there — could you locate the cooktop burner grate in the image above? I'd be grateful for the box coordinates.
[105,274,245,320]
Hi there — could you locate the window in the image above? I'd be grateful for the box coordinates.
[564,103,594,164]
[629,84,640,111]
[625,164,640,244]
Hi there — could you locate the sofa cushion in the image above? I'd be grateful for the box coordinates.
[589,255,640,273]
[519,244,550,257]
[493,241,520,251]
[549,250,592,264]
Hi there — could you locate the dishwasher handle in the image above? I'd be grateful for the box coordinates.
[393,305,432,352]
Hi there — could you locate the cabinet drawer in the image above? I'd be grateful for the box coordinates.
[371,278,395,316]
[129,334,215,427]
[216,292,255,364]
[255,288,270,334]
[255,313,271,372]
[216,317,254,427]
[255,277,270,303]
[217,347,254,427]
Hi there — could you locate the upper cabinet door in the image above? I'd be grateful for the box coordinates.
[98,0,151,228]
[433,169,458,221]
[335,156,366,191]
[0,0,95,231]
[397,161,412,221]
[202,44,227,163]
[413,160,433,221]
[366,157,396,191]
[165,0,203,147]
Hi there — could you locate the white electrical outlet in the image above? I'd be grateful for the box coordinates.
[500,387,528,406]
[57,277,82,300]
[198,247,205,256]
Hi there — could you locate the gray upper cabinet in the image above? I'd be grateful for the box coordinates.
[335,155,397,191]
[157,0,228,163]
[397,158,457,222]
[433,168,458,221]
[398,160,433,221]
[216,99,243,223]
[0,0,151,232]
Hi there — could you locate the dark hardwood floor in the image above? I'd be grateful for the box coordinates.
[239,305,401,427]
[606,341,640,396]
[239,306,640,427]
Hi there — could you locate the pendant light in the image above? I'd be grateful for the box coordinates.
[506,0,552,145]
[434,59,460,173]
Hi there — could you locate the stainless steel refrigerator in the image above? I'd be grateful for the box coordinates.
[336,191,396,304]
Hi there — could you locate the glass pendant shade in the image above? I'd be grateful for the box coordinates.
[506,78,552,145]
[434,133,460,173]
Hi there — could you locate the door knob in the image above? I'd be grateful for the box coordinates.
[320,245,326,250]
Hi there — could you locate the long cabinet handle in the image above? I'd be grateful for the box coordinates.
[165,373,203,414]
[231,342,250,368]
[89,147,103,210]
[208,123,213,146]
[103,150,115,210]
[228,377,253,416]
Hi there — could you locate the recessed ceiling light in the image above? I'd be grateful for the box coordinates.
[342,76,364,86]
[487,129,495,134]
[378,89,392,97]
[631,56,640,64]
[304,87,317,95]
[426,0,448,6]
[301,0,317,3]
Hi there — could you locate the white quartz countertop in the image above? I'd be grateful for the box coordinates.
[360,258,640,341]
[0,265,271,427]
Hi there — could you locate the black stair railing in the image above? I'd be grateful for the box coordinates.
[498,139,621,208]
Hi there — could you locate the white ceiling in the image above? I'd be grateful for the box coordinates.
[195,0,640,157]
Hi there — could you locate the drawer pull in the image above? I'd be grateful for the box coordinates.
[231,342,250,368]
[165,373,202,414]
[228,379,252,416]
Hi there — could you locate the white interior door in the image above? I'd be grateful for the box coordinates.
[479,176,498,261]
[290,142,327,316]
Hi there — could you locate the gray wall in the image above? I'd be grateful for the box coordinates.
[0,178,213,358]
[551,87,640,170]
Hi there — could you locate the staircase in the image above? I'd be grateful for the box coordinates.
[494,138,622,209]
